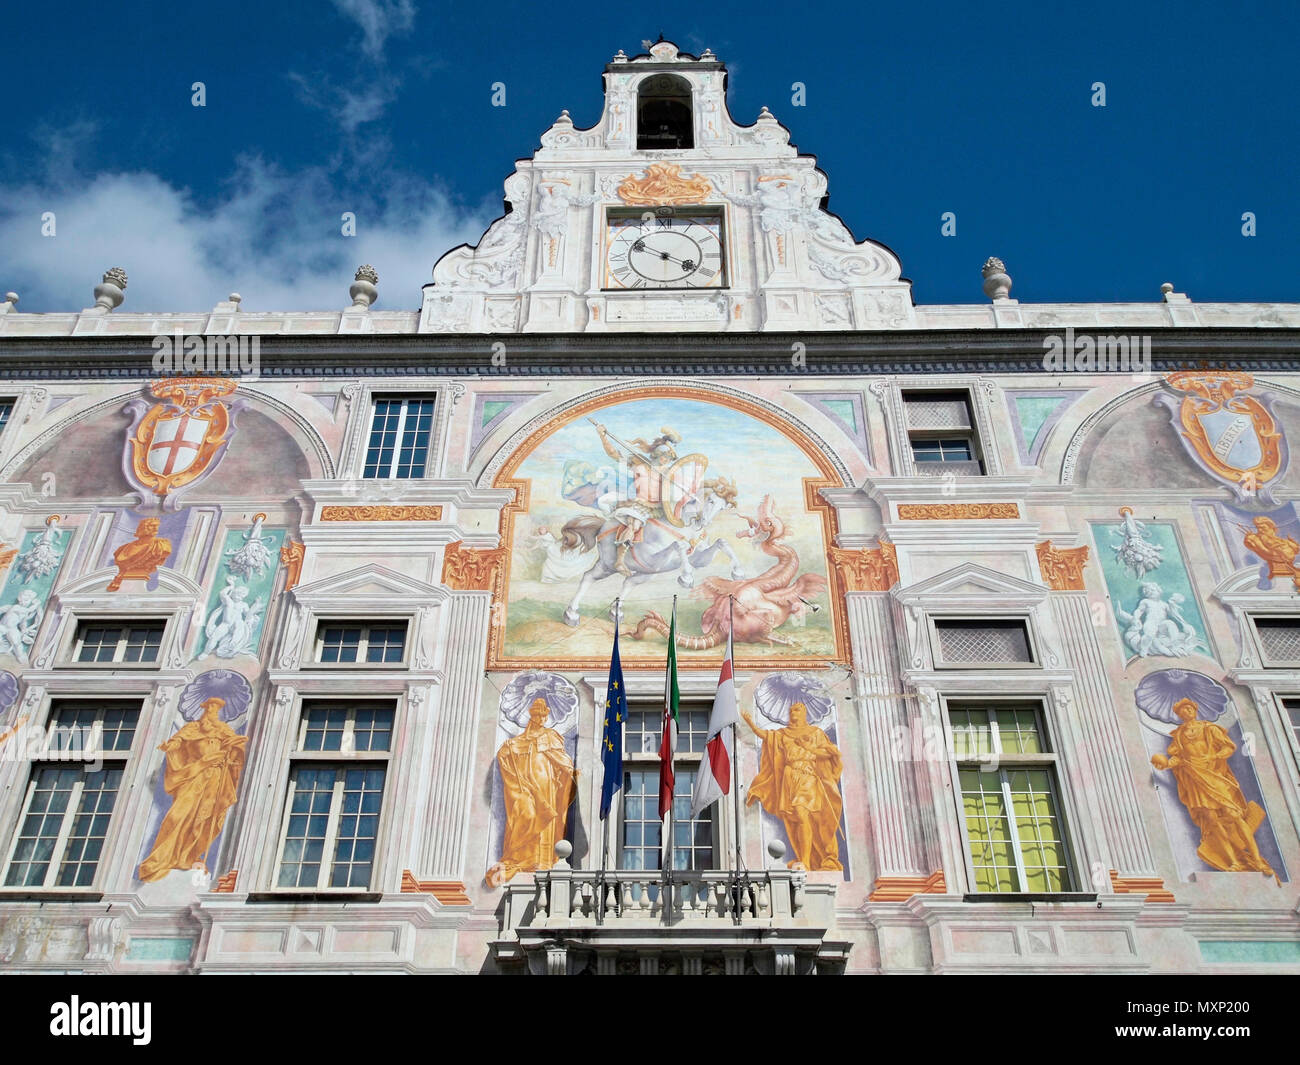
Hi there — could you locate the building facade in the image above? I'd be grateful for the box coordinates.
[0,40,1297,974]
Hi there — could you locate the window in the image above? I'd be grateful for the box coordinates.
[1282,698,1300,751]
[275,702,393,891]
[313,621,407,665]
[619,707,714,870]
[3,703,140,889]
[73,620,165,664]
[0,398,13,435]
[637,74,693,150]
[949,703,1073,894]
[933,618,1034,667]
[1254,617,1300,665]
[363,396,435,479]
[902,390,984,475]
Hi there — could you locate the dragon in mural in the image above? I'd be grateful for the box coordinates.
[627,494,826,647]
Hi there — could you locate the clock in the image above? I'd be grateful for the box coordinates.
[605,208,726,289]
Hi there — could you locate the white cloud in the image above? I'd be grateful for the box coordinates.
[0,153,495,312]
[329,0,417,61]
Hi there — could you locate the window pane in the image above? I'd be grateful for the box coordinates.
[5,767,81,887]
[55,768,123,887]
[352,706,394,752]
[278,767,337,888]
[1009,769,1069,892]
[330,767,385,889]
[959,768,1019,893]
[319,626,361,664]
[366,398,434,480]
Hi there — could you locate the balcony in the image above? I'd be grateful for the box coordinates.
[491,843,847,975]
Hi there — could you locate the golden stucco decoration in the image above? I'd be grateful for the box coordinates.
[319,505,443,522]
[616,163,713,206]
[1036,539,1090,591]
[829,539,898,591]
[441,540,507,592]
[897,502,1020,520]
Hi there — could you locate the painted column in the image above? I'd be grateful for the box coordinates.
[1050,592,1158,875]
[846,593,933,887]
[423,591,491,878]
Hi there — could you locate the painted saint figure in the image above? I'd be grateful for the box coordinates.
[1151,698,1275,877]
[137,696,248,882]
[593,422,682,572]
[742,701,844,870]
[486,697,578,886]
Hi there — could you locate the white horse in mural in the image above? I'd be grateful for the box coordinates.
[559,481,745,626]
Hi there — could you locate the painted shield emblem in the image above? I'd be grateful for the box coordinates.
[1157,371,1287,503]
[1194,406,1263,473]
[661,453,709,527]
[146,408,216,477]
[127,378,237,500]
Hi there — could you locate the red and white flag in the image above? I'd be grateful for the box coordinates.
[690,622,739,817]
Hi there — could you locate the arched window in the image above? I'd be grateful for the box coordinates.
[636,74,693,150]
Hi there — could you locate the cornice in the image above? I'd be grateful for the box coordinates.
[0,328,1298,379]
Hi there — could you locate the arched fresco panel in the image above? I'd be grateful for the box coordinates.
[489,387,847,669]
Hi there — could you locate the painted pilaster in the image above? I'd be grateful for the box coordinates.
[1050,592,1158,875]
[845,593,929,879]
[423,591,491,878]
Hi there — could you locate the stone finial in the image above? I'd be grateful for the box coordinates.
[93,267,128,311]
[350,265,379,309]
[612,49,628,62]
[229,292,242,305]
[758,105,775,120]
[553,839,573,869]
[1,292,17,307]
[1161,282,1174,295]
[982,257,1012,301]
[767,838,788,867]
[700,48,715,60]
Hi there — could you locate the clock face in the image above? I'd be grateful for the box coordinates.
[605,210,726,289]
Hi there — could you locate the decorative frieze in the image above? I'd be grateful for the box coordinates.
[897,502,1020,520]
[320,505,443,522]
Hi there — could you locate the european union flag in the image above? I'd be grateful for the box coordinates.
[599,626,627,821]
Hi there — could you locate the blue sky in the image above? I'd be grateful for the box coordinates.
[1,0,1296,312]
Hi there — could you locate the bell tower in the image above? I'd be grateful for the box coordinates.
[420,39,915,333]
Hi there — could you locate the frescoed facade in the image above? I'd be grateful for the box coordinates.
[0,40,1299,974]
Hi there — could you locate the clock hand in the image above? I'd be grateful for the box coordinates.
[629,238,698,271]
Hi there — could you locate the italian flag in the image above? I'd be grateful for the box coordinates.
[690,622,738,817]
[657,600,679,820]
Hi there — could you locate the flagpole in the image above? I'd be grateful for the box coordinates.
[729,595,743,876]
[661,595,677,883]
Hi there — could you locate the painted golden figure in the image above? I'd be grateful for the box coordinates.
[486,697,579,886]
[742,701,844,870]
[108,518,172,591]
[138,696,248,882]
[1151,698,1275,877]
